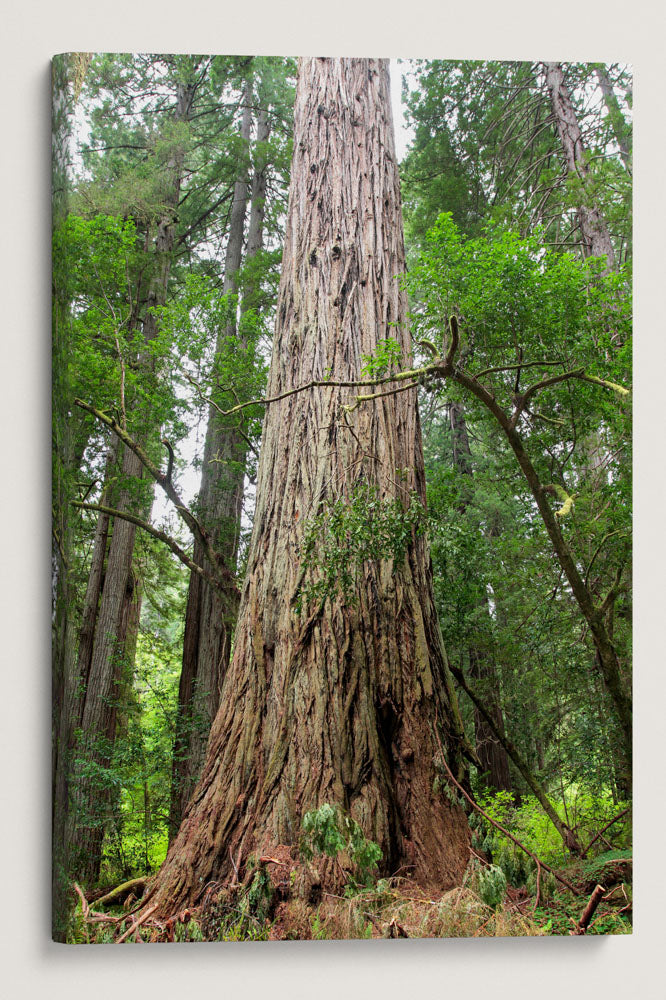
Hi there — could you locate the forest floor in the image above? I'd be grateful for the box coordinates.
[68,845,632,942]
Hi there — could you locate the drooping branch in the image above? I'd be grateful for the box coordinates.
[451,367,632,766]
[340,319,632,773]
[73,399,236,589]
[433,714,581,897]
[72,500,235,598]
[200,362,446,419]
[447,661,581,853]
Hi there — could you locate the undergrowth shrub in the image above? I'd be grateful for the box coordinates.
[474,787,631,881]
[477,864,507,909]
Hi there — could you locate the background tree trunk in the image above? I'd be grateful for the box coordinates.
[68,80,196,883]
[51,52,81,940]
[543,62,615,271]
[448,402,512,794]
[169,80,273,835]
[594,64,631,172]
[169,83,254,835]
[147,58,470,917]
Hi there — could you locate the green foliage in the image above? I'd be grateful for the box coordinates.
[582,848,632,880]
[297,481,426,610]
[477,864,507,909]
[300,803,383,889]
[360,337,406,379]
[244,861,276,924]
[405,212,631,801]
[402,60,631,262]
[472,789,631,896]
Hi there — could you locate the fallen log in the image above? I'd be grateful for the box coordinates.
[93,876,147,909]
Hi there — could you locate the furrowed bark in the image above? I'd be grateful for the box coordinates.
[543,62,615,271]
[147,58,470,917]
[52,52,80,939]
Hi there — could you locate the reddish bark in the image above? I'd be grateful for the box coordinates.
[147,58,470,918]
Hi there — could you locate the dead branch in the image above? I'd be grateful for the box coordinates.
[73,399,237,591]
[571,884,606,935]
[582,808,630,858]
[532,861,542,913]
[73,883,89,920]
[385,917,409,938]
[116,904,159,944]
[433,714,581,897]
[72,500,231,597]
[93,876,148,910]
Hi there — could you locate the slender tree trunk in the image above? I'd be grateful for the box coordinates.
[68,80,196,884]
[169,82,272,835]
[594,65,631,172]
[74,434,120,701]
[468,649,512,792]
[543,62,615,271]
[147,59,470,918]
[447,403,512,793]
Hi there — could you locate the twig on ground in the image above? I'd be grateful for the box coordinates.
[532,861,542,913]
[116,904,158,944]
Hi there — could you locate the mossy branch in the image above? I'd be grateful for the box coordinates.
[545,483,576,519]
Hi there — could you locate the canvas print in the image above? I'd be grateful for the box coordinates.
[51,54,632,942]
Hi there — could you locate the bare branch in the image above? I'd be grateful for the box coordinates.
[73,500,236,599]
[73,399,236,588]
[473,359,568,379]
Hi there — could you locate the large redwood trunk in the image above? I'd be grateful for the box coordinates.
[149,58,470,916]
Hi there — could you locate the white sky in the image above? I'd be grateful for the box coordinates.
[390,58,414,161]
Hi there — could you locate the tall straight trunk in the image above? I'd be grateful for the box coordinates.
[447,403,512,793]
[68,80,196,884]
[543,62,615,271]
[148,58,470,917]
[594,65,631,172]
[74,434,120,703]
[169,83,256,835]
